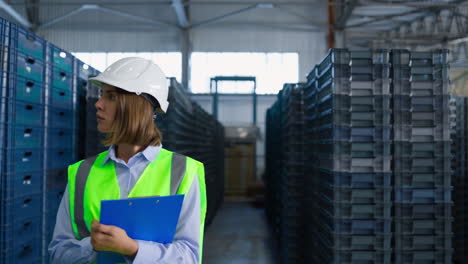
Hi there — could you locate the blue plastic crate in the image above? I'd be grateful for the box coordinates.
[1,216,42,249]
[395,218,453,235]
[2,237,42,264]
[5,125,44,149]
[315,125,392,142]
[0,17,9,45]
[315,242,392,264]
[49,43,73,72]
[47,128,74,149]
[76,59,91,80]
[318,64,350,87]
[48,107,74,129]
[9,24,46,61]
[392,79,450,96]
[49,87,73,110]
[394,249,452,264]
[1,194,43,224]
[46,148,76,169]
[394,203,452,219]
[3,148,43,173]
[320,170,391,188]
[394,171,452,188]
[394,94,450,112]
[10,52,45,82]
[4,99,44,126]
[51,66,73,91]
[46,168,67,191]
[46,189,65,216]
[1,170,43,199]
[6,74,44,104]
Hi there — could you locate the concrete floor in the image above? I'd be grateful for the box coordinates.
[202,200,278,264]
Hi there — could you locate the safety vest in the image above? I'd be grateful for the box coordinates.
[67,148,207,263]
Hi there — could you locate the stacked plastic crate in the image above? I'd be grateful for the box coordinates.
[391,50,453,263]
[265,100,283,240]
[1,20,46,263]
[278,83,305,263]
[43,43,77,261]
[310,49,393,264]
[82,66,105,157]
[451,95,466,264]
[155,77,225,226]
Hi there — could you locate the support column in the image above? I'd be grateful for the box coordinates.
[181,28,191,90]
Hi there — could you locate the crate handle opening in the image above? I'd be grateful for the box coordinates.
[24,128,32,133]
[60,72,66,77]
[24,152,32,157]
[23,221,31,227]
[60,91,65,96]
[59,151,64,155]
[26,105,33,110]
[26,57,35,64]
[26,81,34,87]
[59,131,64,136]
[59,111,64,116]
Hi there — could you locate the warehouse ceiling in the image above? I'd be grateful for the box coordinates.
[0,0,467,65]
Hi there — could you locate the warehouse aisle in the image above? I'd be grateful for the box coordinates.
[203,200,278,264]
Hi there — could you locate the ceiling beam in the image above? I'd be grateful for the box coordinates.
[335,0,358,29]
[0,0,32,28]
[172,0,190,28]
[38,4,177,30]
[190,4,258,29]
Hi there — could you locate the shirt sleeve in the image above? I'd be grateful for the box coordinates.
[129,174,201,264]
[48,185,97,264]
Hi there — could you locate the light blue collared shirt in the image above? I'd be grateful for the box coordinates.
[48,145,201,263]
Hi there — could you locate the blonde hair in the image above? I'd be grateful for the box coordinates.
[102,88,162,147]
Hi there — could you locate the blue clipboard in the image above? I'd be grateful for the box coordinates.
[97,194,184,263]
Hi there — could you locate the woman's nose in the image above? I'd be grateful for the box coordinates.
[95,97,104,111]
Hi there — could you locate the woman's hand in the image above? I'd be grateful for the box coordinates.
[90,219,139,256]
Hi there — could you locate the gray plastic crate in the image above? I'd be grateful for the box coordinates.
[320,155,391,173]
[317,141,391,158]
[394,203,452,219]
[318,247,392,264]
[327,234,392,251]
[394,249,452,264]
[394,187,452,203]
[394,218,453,235]
[316,77,390,97]
[318,49,350,75]
[393,125,451,141]
[394,110,450,128]
[319,200,392,219]
[393,157,451,173]
[393,95,449,112]
[393,141,451,158]
[395,234,452,250]
[316,109,391,127]
[315,125,392,142]
[350,64,390,81]
[318,94,391,112]
[392,79,450,96]
[320,170,391,188]
[319,186,392,203]
[394,171,451,188]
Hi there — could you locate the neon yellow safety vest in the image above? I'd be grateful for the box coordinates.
[67,148,207,263]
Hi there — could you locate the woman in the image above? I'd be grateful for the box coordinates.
[48,57,206,263]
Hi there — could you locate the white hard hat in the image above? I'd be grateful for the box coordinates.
[89,57,169,113]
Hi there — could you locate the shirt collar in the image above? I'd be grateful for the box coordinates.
[101,144,162,166]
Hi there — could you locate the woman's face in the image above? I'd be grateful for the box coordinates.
[95,84,118,133]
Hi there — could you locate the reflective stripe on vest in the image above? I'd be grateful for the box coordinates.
[67,148,207,263]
